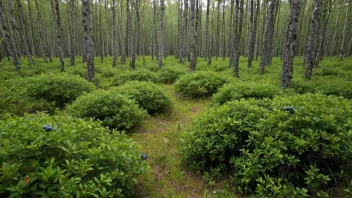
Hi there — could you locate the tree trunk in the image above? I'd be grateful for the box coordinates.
[152,0,157,61]
[178,0,183,63]
[26,0,36,58]
[68,0,76,66]
[259,0,277,74]
[0,1,20,70]
[254,0,260,60]
[83,0,95,82]
[54,0,65,72]
[216,0,220,60]
[339,0,350,61]
[8,0,21,70]
[35,0,48,63]
[127,0,135,69]
[314,0,333,66]
[126,0,131,59]
[189,0,197,71]
[183,0,189,62]
[136,0,141,57]
[16,0,33,65]
[99,0,103,63]
[120,0,125,64]
[247,0,257,67]
[282,0,300,89]
[304,0,321,79]
[221,0,226,60]
[228,0,234,58]
[233,0,244,78]
[330,0,342,56]
[49,0,57,58]
[158,0,165,68]
[112,0,117,67]
[206,0,211,65]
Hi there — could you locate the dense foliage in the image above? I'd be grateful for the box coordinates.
[68,90,146,131]
[0,74,95,116]
[26,74,96,108]
[0,113,148,197]
[213,82,282,105]
[293,77,352,99]
[175,71,229,98]
[111,69,158,86]
[180,94,352,196]
[158,66,187,84]
[113,81,173,114]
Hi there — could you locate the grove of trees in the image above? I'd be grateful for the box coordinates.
[0,0,351,86]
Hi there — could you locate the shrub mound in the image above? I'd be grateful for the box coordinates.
[175,71,229,98]
[293,78,352,99]
[113,81,173,114]
[180,94,352,196]
[0,74,95,116]
[68,90,146,131]
[111,69,158,86]
[213,82,282,105]
[0,113,147,197]
[26,73,96,108]
[158,66,187,84]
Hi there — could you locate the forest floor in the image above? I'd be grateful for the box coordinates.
[130,85,229,197]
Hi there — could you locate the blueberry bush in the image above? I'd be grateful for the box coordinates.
[213,82,282,105]
[180,94,352,196]
[0,113,148,197]
[112,81,173,114]
[175,71,229,98]
[68,90,146,131]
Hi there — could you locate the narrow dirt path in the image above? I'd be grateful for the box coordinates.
[131,84,214,197]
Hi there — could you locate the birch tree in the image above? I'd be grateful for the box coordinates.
[35,0,48,63]
[112,0,117,67]
[260,0,277,74]
[339,0,350,60]
[54,0,65,72]
[158,0,165,68]
[305,0,321,79]
[189,0,197,71]
[68,0,76,66]
[0,1,20,70]
[82,0,95,82]
[206,0,211,65]
[26,0,36,57]
[282,0,300,89]
[16,0,33,64]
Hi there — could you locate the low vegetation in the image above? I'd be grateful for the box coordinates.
[1,56,352,197]
[112,81,173,114]
[213,81,283,105]
[175,71,229,98]
[68,90,146,131]
[0,113,148,197]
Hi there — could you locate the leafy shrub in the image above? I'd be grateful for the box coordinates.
[0,74,94,116]
[111,69,158,86]
[180,94,352,196]
[0,80,48,117]
[213,82,282,105]
[175,71,229,98]
[0,113,148,197]
[68,67,87,79]
[113,81,173,114]
[68,90,146,131]
[158,66,187,84]
[25,73,96,108]
[100,67,120,78]
[293,77,352,99]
